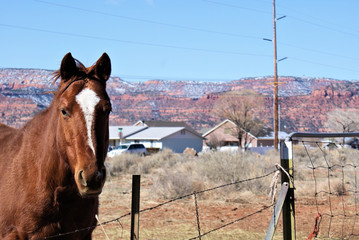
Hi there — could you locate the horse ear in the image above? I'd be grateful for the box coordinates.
[60,52,78,81]
[94,53,111,81]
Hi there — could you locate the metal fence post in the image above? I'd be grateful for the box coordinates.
[280,141,295,240]
[131,175,141,240]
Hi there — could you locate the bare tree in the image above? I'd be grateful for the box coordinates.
[325,109,359,145]
[325,109,359,133]
[205,133,224,150]
[213,90,267,150]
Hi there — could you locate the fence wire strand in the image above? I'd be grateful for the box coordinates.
[38,170,277,240]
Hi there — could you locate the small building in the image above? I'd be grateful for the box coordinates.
[109,120,204,153]
[202,119,258,150]
[125,127,203,153]
[108,126,147,147]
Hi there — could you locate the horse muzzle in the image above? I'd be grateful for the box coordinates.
[76,167,106,197]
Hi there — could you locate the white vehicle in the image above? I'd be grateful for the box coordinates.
[107,143,147,158]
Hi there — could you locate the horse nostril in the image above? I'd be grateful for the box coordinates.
[79,170,87,187]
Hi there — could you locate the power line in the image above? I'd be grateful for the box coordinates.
[279,42,359,62]
[2,22,358,77]
[288,15,358,38]
[33,0,359,63]
[288,57,359,74]
[201,0,357,38]
[200,0,271,15]
[33,0,261,40]
[275,3,355,34]
[3,1,358,79]
[0,23,272,58]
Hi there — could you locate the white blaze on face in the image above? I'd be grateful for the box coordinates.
[76,88,100,155]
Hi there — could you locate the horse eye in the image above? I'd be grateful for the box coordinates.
[61,109,69,117]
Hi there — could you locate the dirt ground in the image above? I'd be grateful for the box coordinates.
[90,175,359,240]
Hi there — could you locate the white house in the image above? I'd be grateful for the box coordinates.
[125,127,203,153]
[109,121,204,153]
[108,126,147,147]
[202,119,258,150]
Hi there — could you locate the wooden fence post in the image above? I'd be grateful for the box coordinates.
[131,175,141,240]
[280,141,295,240]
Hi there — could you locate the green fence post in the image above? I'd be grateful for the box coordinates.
[280,141,295,240]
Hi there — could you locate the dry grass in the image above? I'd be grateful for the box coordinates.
[106,149,277,200]
[94,146,359,239]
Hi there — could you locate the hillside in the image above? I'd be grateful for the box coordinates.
[1,68,358,132]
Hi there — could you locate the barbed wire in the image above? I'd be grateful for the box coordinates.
[188,203,274,240]
[39,169,277,240]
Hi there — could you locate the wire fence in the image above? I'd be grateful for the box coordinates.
[39,170,277,240]
[290,133,359,240]
[38,132,359,240]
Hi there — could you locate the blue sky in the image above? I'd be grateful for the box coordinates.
[0,0,358,82]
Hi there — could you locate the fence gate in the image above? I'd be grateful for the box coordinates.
[269,132,359,240]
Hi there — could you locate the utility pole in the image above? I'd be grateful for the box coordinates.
[273,0,279,150]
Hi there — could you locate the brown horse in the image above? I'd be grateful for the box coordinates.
[0,53,112,239]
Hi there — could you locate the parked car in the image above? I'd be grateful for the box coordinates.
[107,143,147,158]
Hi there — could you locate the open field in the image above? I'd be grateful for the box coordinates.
[91,147,359,239]
[93,174,276,240]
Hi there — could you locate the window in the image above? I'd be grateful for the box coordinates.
[181,130,186,135]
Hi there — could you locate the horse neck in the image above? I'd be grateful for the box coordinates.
[23,103,58,149]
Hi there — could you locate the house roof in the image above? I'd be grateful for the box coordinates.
[126,127,188,141]
[202,119,257,139]
[109,126,148,139]
[134,120,198,133]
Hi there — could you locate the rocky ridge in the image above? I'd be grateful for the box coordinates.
[1,68,358,132]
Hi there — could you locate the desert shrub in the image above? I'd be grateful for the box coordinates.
[138,149,192,174]
[153,170,204,199]
[106,149,190,177]
[195,151,275,194]
[154,170,193,198]
[291,146,359,199]
[332,180,346,196]
[145,148,188,169]
[293,145,326,167]
[152,161,206,199]
[106,153,142,176]
[150,150,279,199]
[105,144,359,204]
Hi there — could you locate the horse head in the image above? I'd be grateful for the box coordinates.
[55,53,111,197]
